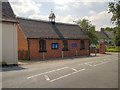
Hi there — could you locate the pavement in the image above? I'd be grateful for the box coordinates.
[18,52,112,66]
[2,52,118,88]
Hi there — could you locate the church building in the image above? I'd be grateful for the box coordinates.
[17,11,90,60]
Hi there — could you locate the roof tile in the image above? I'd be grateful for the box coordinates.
[1,2,16,20]
[17,17,89,39]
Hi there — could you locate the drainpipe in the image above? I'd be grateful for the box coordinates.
[62,51,64,58]
[27,39,30,60]
[43,52,45,60]
[76,50,78,56]
[95,47,97,56]
[89,42,91,56]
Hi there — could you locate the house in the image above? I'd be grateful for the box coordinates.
[17,12,90,60]
[0,2,18,65]
[97,28,114,45]
[90,28,114,53]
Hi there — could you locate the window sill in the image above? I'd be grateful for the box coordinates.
[62,49,68,51]
[52,48,59,50]
[39,50,47,53]
[80,48,85,50]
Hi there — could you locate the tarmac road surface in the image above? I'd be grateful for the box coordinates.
[2,53,118,88]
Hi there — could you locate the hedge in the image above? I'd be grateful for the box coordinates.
[106,46,120,52]
[0,61,7,66]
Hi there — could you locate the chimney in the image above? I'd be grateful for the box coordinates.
[101,28,104,32]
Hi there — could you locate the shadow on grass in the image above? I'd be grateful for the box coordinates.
[1,66,27,72]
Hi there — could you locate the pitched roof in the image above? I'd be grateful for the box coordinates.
[17,17,89,40]
[97,31,114,40]
[97,31,109,40]
[105,31,114,39]
[0,2,16,21]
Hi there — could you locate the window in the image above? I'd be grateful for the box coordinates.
[39,40,46,52]
[62,40,68,51]
[80,40,85,50]
[52,43,58,49]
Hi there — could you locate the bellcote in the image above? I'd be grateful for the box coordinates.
[49,10,56,22]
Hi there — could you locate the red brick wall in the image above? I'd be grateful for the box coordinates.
[17,25,29,59]
[28,39,89,60]
[28,39,63,59]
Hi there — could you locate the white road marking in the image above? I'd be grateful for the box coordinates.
[94,61,108,66]
[72,68,77,72]
[50,68,85,82]
[44,75,50,81]
[78,63,84,65]
[27,72,44,79]
[27,67,69,79]
[87,61,99,63]
[85,63,92,66]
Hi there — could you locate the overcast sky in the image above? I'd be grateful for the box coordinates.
[9,0,116,31]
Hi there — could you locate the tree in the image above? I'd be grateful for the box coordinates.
[75,19,98,45]
[114,27,120,46]
[108,1,120,46]
[104,27,114,32]
[108,1,120,27]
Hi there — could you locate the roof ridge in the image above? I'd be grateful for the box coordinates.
[17,16,78,26]
[17,16,48,22]
[102,31,110,39]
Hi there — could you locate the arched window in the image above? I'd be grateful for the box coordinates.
[80,40,85,50]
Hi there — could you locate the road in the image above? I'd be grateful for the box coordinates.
[2,53,118,88]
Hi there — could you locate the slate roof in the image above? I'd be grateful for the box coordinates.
[0,2,16,21]
[105,31,114,39]
[97,32,108,40]
[17,17,89,39]
[97,31,114,40]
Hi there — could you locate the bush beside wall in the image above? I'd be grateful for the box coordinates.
[0,61,7,66]
[106,46,120,52]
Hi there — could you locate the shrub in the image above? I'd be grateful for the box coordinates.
[106,46,120,52]
[0,61,7,66]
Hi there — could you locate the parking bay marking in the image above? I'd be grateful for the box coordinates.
[78,62,93,66]
[84,63,92,66]
[72,68,78,72]
[49,68,85,82]
[44,75,50,81]
[27,67,69,79]
[78,63,85,66]
[78,60,109,67]
[27,59,112,80]
[94,61,109,66]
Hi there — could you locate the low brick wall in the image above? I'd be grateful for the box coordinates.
[18,50,29,60]
[90,48,99,53]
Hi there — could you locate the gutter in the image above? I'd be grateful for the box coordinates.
[0,19,18,23]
